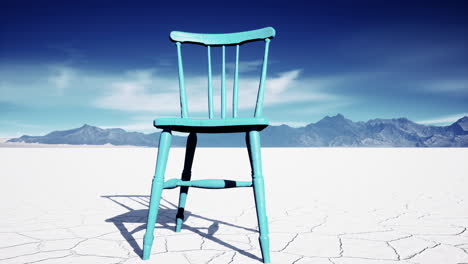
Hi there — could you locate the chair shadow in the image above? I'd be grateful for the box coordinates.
[102,195,260,261]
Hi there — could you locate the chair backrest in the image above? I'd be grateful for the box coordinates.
[170,27,275,119]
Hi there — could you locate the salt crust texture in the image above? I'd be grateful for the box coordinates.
[0,148,467,263]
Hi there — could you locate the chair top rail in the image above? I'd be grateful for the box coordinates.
[170,27,275,46]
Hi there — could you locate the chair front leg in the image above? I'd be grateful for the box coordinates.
[246,130,271,263]
[175,132,197,232]
[143,129,172,260]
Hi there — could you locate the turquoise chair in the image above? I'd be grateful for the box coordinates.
[143,27,276,263]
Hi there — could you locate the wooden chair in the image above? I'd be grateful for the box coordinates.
[143,27,276,263]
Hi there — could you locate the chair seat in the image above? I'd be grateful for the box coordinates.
[154,117,269,133]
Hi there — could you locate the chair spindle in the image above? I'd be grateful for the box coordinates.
[176,42,189,118]
[221,45,226,119]
[254,38,271,118]
[233,45,239,118]
[207,46,214,119]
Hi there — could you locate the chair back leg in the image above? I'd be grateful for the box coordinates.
[143,129,172,260]
[246,130,271,263]
[175,132,197,232]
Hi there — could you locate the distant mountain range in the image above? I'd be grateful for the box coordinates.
[7,114,468,147]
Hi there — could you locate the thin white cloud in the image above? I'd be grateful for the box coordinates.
[417,113,468,125]
[157,58,173,67]
[268,69,301,94]
[94,68,335,114]
[1,63,351,123]
[48,65,75,93]
[226,60,264,73]
[422,79,468,94]
[94,68,201,113]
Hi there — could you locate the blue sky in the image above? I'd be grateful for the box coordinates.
[1,1,467,137]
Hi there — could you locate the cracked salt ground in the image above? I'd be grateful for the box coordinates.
[1,148,468,263]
